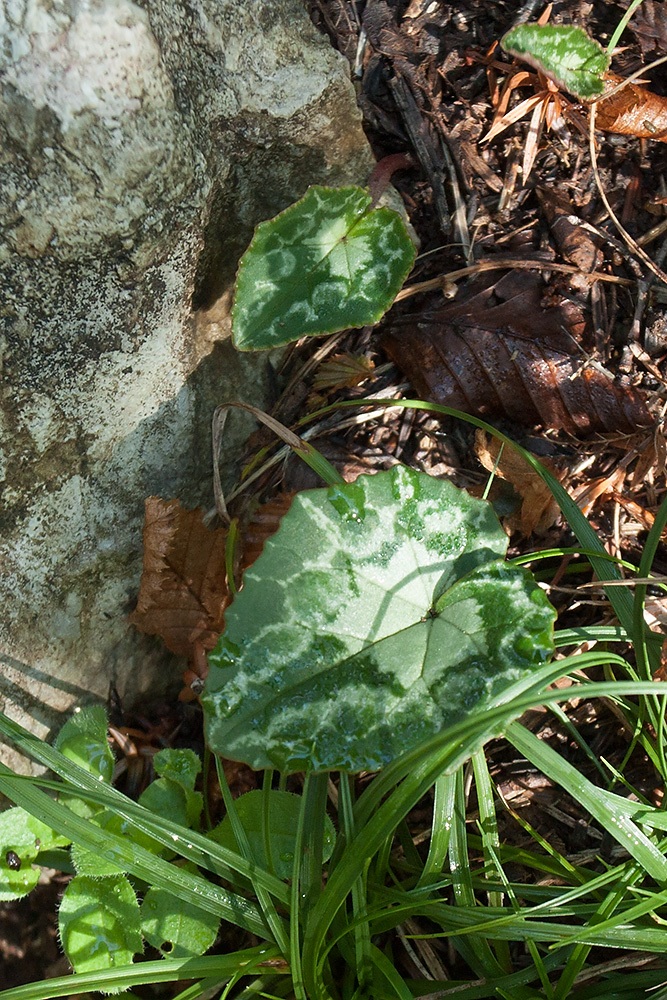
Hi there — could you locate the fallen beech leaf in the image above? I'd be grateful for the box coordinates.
[130,498,229,657]
[596,74,667,142]
[474,430,563,536]
[382,273,652,435]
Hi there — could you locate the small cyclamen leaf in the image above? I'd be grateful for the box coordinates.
[202,467,556,773]
[501,24,610,100]
[232,186,416,351]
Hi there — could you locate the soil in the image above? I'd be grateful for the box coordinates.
[3,0,667,993]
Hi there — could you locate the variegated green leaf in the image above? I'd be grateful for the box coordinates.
[203,467,556,773]
[232,185,416,350]
[501,24,609,99]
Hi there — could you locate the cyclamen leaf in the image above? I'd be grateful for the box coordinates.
[203,467,556,773]
[59,874,142,978]
[501,25,609,100]
[232,186,416,351]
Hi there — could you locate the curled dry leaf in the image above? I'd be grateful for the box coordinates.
[474,430,564,536]
[382,272,652,435]
[129,498,229,657]
[596,73,667,142]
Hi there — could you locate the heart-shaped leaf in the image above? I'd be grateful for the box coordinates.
[203,468,555,773]
[501,24,609,100]
[232,186,416,351]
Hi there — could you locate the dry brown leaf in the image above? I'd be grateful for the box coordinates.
[596,74,667,142]
[538,188,603,273]
[572,467,626,515]
[239,492,296,575]
[653,638,667,683]
[474,430,563,536]
[129,497,229,657]
[382,272,652,435]
[611,490,660,534]
[634,1,667,56]
[312,353,376,392]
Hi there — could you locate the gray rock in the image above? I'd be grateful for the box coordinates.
[0,0,373,769]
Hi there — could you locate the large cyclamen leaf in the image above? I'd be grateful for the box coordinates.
[232,186,416,351]
[502,25,609,100]
[203,467,556,773]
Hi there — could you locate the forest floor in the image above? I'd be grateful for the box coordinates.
[2,0,667,993]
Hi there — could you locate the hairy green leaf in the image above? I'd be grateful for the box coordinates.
[55,705,114,784]
[54,705,115,819]
[203,467,555,773]
[0,807,68,901]
[71,809,164,877]
[58,874,142,981]
[140,868,220,959]
[232,186,416,351]
[501,24,609,99]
